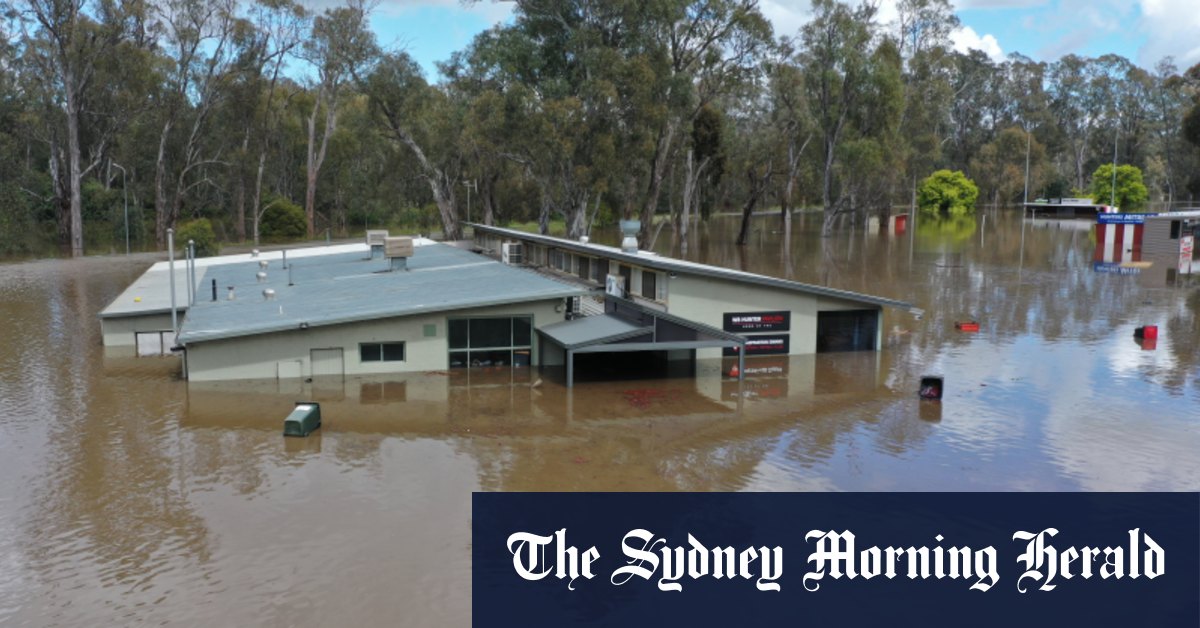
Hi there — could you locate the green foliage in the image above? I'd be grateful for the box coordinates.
[176,219,219,257]
[916,215,978,250]
[260,198,306,241]
[917,170,979,217]
[1089,164,1148,212]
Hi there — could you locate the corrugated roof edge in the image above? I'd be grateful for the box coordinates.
[177,288,587,345]
[100,306,187,319]
[471,224,921,313]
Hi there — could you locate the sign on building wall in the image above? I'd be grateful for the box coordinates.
[1180,235,1194,274]
[605,274,625,298]
[722,311,790,332]
[723,334,790,356]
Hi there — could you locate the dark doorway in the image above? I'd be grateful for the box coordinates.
[816,310,879,353]
[571,350,696,384]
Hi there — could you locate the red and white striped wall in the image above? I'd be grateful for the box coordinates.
[1094,222,1143,263]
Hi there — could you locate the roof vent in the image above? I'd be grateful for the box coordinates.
[251,249,260,258]
[579,236,589,244]
[227,286,235,300]
[263,288,276,301]
[366,229,389,259]
[256,271,267,283]
[619,219,640,253]
[259,260,269,270]
[384,236,414,271]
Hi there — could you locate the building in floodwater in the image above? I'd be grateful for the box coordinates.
[1093,210,1199,280]
[100,229,916,386]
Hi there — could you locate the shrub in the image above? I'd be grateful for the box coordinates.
[260,197,306,241]
[918,170,979,217]
[176,218,219,257]
[1090,163,1148,212]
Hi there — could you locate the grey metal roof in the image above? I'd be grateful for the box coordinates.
[471,224,918,312]
[99,243,372,319]
[537,314,650,349]
[177,243,586,344]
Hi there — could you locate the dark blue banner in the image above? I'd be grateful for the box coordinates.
[473,493,1199,628]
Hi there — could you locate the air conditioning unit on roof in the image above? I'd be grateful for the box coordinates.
[501,242,523,265]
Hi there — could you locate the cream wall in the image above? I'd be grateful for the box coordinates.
[665,275,881,358]
[185,300,565,382]
[100,313,177,347]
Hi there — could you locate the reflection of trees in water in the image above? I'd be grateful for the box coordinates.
[1160,290,1200,398]
[915,215,978,249]
[7,258,215,614]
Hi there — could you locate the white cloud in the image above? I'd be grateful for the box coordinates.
[1135,0,1200,68]
[950,25,1005,62]
[758,0,812,40]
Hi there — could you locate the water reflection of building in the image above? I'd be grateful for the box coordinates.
[179,351,914,493]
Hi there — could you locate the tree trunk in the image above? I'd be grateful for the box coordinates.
[154,119,173,248]
[65,91,84,257]
[482,173,498,226]
[304,87,336,239]
[638,123,677,244]
[253,150,267,246]
[821,136,837,237]
[736,165,772,246]
[538,191,551,235]
[234,130,250,241]
[566,191,588,239]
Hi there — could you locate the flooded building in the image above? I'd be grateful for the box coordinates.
[1093,210,1199,279]
[471,225,918,378]
[100,227,915,386]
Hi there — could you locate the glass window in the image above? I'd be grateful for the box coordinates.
[642,271,657,300]
[619,265,632,296]
[449,319,468,349]
[577,256,590,280]
[448,316,534,369]
[360,342,404,362]
[513,316,532,346]
[471,318,511,349]
[1170,220,1181,239]
[592,258,609,283]
[382,343,405,361]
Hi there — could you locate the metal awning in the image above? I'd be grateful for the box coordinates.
[537,296,746,387]
[538,315,652,350]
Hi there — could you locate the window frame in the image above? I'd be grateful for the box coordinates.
[360,341,406,363]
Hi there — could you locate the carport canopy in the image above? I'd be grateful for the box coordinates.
[537,296,747,387]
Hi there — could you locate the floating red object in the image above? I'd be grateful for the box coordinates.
[955,321,980,332]
[1134,325,1159,340]
[729,364,740,378]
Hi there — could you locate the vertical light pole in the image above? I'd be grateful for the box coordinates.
[112,161,129,254]
[1111,114,1120,209]
[463,179,477,225]
[168,228,177,338]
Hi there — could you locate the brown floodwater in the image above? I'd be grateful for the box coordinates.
[0,211,1197,626]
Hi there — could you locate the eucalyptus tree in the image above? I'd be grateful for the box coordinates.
[150,0,248,247]
[299,0,377,238]
[363,51,463,240]
[800,0,901,235]
[230,0,305,243]
[631,0,772,244]
[12,0,133,256]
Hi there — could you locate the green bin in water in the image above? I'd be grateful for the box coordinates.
[283,402,321,437]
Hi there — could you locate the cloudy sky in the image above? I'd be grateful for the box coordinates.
[361,0,1200,79]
